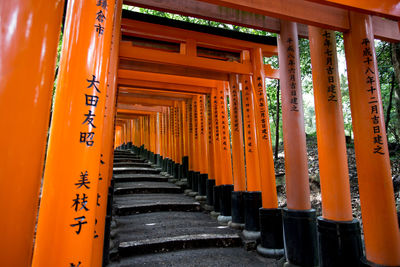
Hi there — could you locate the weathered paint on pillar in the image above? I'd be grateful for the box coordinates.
[188,100,194,171]
[308,27,353,221]
[0,1,64,265]
[241,52,262,192]
[212,89,223,185]
[32,0,115,265]
[344,12,400,266]
[193,96,200,172]
[115,126,122,148]
[217,83,233,185]
[228,74,246,192]
[182,101,189,158]
[251,48,278,208]
[278,20,311,210]
[206,94,216,180]
[126,119,132,143]
[199,95,209,174]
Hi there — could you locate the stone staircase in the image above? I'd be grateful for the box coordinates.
[107,150,280,266]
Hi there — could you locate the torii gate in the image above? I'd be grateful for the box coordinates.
[1,1,399,267]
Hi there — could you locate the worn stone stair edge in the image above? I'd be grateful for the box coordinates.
[114,187,183,195]
[118,233,242,256]
[116,202,201,215]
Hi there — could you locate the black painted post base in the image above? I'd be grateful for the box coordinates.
[206,179,216,207]
[229,191,245,229]
[191,172,200,193]
[283,208,319,267]
[197,173,208,196]
[156,154,161,168]
[318,217,363,267]
[257,208,284,258]
[167,159,173,176]
[213,185,222,214]
[187,170,194,189]
[218,184,234,225]
[182,156,189,178]
[243,191,262,240]
[174,163,181,179]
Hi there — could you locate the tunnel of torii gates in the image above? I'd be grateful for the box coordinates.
[1,0,400,266]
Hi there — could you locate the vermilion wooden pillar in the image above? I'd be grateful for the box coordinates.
[309,26,363,266]
[344,12,400,266]
[32,0,115,265]
[278,20,318,266]
[206,93,216,207]
[92,0,122,265]
[0,1,64,266]
[251,48,283,256]
[216,82,234,223]
[211,88,223,212]
[228,74,247,228]
[240,52,263,236]
[229,74,246,192]
[198,94,209,196]
[251,48,278,209]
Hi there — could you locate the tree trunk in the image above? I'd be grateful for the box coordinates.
[385,72,395,133]
[391,43,400,143]
[274,83,280,160]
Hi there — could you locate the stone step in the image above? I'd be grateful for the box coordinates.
[109,247,279,267]
[113,167,160,175]
[113,158,146,163]
[113,162,151,168]
[113,174,169,183]
[114,194,200,215]
[114,181,182,195]
[112,211,242,257]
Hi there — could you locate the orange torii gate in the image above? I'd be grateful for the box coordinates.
[1,0,400,266]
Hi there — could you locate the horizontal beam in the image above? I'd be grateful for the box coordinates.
[119,92,187,101]
[118,78,211,94]
[307,0,400,20]
[119,86,199,98]
[117,103,164,112]
[197,0,400,41]
[121,18,278,54]
[118,69,220,88]
[118,95,178,106]
[119,42,253,75]
[125,0,309,37]
[117,109,158,115]
[124,0,400,42]
[119,60,229,80]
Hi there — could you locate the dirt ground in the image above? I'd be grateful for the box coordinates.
[274,137,400,226]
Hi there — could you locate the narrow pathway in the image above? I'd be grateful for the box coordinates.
[108,150,280,266]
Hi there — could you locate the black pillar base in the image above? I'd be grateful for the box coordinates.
[219,184,234,216]
[163,157,168,172]
[318,217,363,267]
[174,163,181,179]
[206,179,216,206]
[167,159,173,175]
[231,191,245,224]
[187,170,194,189]
[182,156,189,178]
[244,191,262,232]
[283,208,319,267]
[257,208,284,258]
[198,174,208,196]
[192,172,200,192]
[213,185,222,212]
[156,154,161,167]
